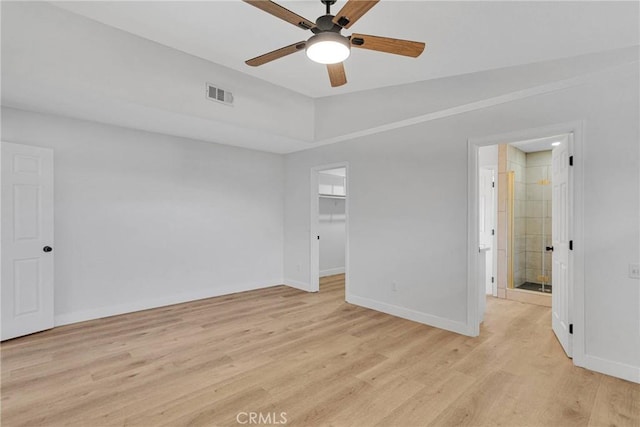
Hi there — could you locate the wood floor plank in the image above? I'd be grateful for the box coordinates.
[375,369,478,426]
[589,375,640,427]
[2,276,638,426]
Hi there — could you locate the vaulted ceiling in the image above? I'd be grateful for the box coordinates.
[2,1,639,153]
[52,1,639,97]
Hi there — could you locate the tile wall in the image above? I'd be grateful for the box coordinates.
[524,151,553,285]
[507,145,527,287]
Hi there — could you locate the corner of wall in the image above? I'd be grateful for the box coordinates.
[284,279,314,293]
[346,292,472,337]
[579,355,640,384]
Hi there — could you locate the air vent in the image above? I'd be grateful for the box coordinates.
[205,83,234,106]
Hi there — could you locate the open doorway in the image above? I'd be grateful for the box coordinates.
[468,122,584,362]
[310,163,349,297]
[482,137,561,309]
[318,168,346,279]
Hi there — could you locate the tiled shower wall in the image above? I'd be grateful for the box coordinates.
[497,145,553,300]
[507,145,527,286]
[525,151,552,285]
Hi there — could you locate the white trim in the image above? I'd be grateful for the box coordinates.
[570,124,586,369]
[467,141,480,336]
[284,278,314,292]
[320,267,345,277]
[310,168,320,292]
[488,166,499,297]
[347,293,470,336]
[54,280,282,327]
[467,120,585,358]
[581,355,640,384]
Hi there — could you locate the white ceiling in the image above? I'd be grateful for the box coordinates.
[52,1,639,98]
[511,134,568,153]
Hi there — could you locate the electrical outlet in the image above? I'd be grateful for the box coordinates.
[630,264,640,279]
[391,281,398,292]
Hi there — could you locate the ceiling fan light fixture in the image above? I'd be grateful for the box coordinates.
[305,32,351,64]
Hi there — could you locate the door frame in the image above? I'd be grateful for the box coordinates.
[309,162,350,295]
[466,121,585,368]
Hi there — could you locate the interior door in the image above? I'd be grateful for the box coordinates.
[479,168,494,294]
[1,142,54,341]
[551,137,572,357]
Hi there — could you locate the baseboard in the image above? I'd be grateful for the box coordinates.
[283,278,314,292]
[346,293,471,336]
[580,354,640,384]
[320,267,345,277]
[54,280,282,327]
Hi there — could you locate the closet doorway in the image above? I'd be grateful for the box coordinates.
[310,163,349,297]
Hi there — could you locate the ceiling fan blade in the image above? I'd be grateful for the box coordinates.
[327,63,347,87]
[243,0,315,30]
[350,33,425,57]
[246,41,307,66]
[332,0,379,29]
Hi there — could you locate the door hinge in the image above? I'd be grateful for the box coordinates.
[569,324,573,334]
[569,240,573,250]
[569,155,574,166]
[491,229,495,236]
[491,276,495,283]
[492,181,495,188]
[317,235,320,240]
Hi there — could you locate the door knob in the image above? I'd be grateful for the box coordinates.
[43,246,53,253]
[545,246,554,252]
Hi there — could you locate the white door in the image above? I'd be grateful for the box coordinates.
[551,137,572,357]
[479,168,494,294]
[478,248,489,323]
[1,142,54,341]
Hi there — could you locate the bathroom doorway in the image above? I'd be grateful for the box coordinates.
[469,123,582,359]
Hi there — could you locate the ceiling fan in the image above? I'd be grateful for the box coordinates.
[243,0,426,87]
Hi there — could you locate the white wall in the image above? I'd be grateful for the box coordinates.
[1,2,314,153]
[284,62,639,379]
[313,47,639,141]
[1,107,284,325]
[319,197,345,277]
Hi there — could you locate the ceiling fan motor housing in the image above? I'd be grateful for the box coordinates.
[306,8,350,65]
[314,14,341,33]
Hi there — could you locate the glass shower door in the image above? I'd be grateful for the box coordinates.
[538,169,551,293]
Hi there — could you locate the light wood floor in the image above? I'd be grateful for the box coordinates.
[1,274,638,426]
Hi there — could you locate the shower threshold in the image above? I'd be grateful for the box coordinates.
[516,282,552,294]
